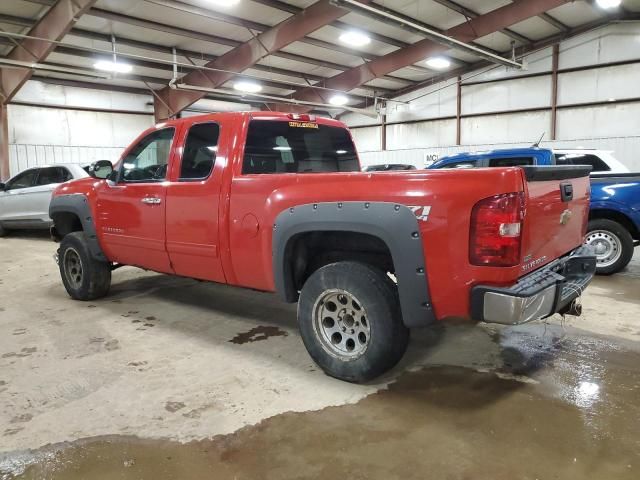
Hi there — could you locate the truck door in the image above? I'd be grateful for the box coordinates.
[95,127,175,274]
[165,121,226,282]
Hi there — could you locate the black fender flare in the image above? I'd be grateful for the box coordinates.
[272,201,435,328]
[49,194,107,262]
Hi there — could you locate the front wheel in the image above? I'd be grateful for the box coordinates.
[298,261,409,383]
[59,232,112,300]
[585,219,634,275]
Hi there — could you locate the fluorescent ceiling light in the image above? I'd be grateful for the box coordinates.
[339,30,371,47]
[234,81,262,93]
[94,60,132,73]
[595,0,621,8]
[425,56,451,70]
[329,94,349,106]
[336,150,347,154]
[273,146,292,151]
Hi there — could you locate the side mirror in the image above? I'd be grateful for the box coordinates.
[89,160,114,179]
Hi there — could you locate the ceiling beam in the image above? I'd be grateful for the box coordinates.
[18,0,416,85]
[389,13,623,101]
[153,0,374,121]
[0,0,97,103]
[0,12,397,96]
[271,0,572,112]
[538,12,571,32]
[431,0,533,44]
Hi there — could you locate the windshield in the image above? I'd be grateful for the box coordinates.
[242,120,359,174]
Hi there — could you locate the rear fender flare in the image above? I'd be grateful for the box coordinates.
[272,201,435,328]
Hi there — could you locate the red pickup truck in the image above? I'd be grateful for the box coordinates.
[49,112,596,382]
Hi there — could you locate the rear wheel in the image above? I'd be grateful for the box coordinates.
[298,261,409,383]
[59,232,112,300]
[585,219,634,275]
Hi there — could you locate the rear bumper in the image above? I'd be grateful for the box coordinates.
[471,245,596,325]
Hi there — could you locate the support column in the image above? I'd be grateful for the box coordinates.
[380,113,387,151]
[456,76,462,145]
[0,103,9,182]
[550,44,560,140]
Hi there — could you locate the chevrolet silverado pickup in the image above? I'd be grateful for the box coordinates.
[430,147,640,274]
[49,112,596,382]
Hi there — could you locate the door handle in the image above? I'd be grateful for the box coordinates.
[141,197,162,205]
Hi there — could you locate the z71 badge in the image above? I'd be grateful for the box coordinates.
[408,206,432,222]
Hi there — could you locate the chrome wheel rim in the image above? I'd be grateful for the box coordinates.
[63,247,84,289]
[312,289,371,361]
[585,230,622,268]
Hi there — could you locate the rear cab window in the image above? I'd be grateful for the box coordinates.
[488,157,535,167]
[242,120,359,174]
[555,153,609,172]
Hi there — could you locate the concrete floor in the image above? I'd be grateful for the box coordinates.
[1,232,639,479]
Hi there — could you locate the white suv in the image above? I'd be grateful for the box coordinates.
[553,149,630,174]
[0,164,89,236]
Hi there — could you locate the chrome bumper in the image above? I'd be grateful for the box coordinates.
[471,245,596,325]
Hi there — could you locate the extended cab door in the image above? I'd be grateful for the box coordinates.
[0,168,40,223]
[95,127,176,274]
[165,120,226,282]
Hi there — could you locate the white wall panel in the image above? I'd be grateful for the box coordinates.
[350,126,381,152]
[463,46,554,83]
[461,111,551,145]
[13,80,152,113]
[386,118,456,150]
[556,102,640,140]
[339,111,380,127]
[462,75,551,115]
[7,104,153,175]
[387,83,457,123]
[558,63,640,105]
[559,23,640,69]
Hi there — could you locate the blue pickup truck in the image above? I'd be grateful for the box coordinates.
[429,148,640,275]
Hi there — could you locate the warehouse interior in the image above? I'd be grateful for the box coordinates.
[0,0,639,479]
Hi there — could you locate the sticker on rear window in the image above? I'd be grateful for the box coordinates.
[289,121,318,129]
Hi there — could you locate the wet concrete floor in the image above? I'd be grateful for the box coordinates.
[5,327,640,480]
[1,234,639,479]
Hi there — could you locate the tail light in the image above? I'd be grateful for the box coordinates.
[470,192,525,267]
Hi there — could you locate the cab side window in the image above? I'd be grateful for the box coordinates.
[121,128,175,182]
[443,161,477,169]
[555,154,609,172]
[35,167,72,186]
[180,123,219,180]
[488,157,534,167]
[5,169,39,190]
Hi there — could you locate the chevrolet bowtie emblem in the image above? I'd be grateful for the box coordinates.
[559,209,573,225]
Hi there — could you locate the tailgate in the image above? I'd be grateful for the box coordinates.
[520,166,591,274]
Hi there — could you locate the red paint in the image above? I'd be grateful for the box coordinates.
[53,112,591,322]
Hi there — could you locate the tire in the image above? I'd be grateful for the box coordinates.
[298,261,409,383]
[0,223,7,237]
[59,232,112,300]
[585,219,634,275]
